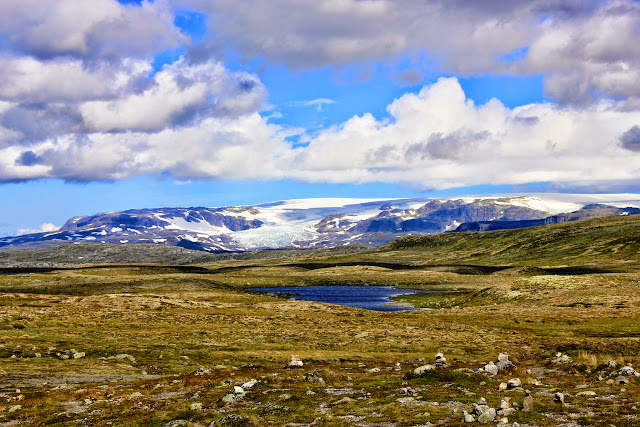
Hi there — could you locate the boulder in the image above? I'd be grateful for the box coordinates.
[553,392,564,405]
[484,362,499,376]
[507,378,522,389]
[477,407,496,423]
[620,366,639,376]
[412,364,436,376]
[286,355,303,368]
[495,353,516,371]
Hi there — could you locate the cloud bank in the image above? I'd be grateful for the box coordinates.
[1,0,640,191]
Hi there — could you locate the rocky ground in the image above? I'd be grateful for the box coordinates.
[1,212,640,426]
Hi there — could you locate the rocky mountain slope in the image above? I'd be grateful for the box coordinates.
[2,194,640,252]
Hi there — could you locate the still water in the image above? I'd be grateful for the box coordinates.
[251,285,429,312]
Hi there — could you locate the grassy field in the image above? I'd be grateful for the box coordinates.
[1,215,640,425]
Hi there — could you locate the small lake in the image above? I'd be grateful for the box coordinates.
[251,285,430,312]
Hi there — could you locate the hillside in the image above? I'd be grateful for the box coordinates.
[376,213,640,268]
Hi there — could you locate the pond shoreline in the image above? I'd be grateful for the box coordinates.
[251,285,439,312]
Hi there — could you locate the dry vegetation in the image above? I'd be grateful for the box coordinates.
[1,215,640,425]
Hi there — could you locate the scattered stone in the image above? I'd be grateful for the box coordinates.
[620,366,639,376]
[304,372,326,385]
[553,392,564,405]
[472,398,489,416]
[616,376,630,385]
[396,396,417,403]
[507,378,522,389]
[576,390,596,396]
[113,354,136,363]
[499,397,511,409]
[463,410,475,423]
[605,360,619,369]
[477,407,496,423]
[367,367,381,373]
[412,364,436,375]
[190,402,202,410]
[73,352,86,359]
[393,362,402,371]
[163,420,188,427]
[435,352,448,367]
[221,393,243,404]
[354,332,369,339]
[194,367,212,376]
[242,379,258,389]
[279,393,291,401]
[523,390,534,412]
[495,352,516,371]
[59,354,69,360]
[305,390,316,396]
[399,387,418,396]
[484,361,499,376]
[498,408,516,417]
[234,386,245,394]
[130,392,143,398]
[552,353,572,364]
[332,397,356,406]
[286,355,303,368]
[499,382,508,392]
[210,414,252,426]
[528,378,542,386]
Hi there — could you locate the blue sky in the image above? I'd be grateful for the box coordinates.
[1,0,640,236]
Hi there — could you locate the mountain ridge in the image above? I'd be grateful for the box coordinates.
[3,194,640,253]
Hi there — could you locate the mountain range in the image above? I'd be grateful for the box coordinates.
[2,194,640,253]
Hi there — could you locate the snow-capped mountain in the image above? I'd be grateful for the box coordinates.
[2,194,640,252]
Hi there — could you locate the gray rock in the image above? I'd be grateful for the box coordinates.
[189,402,203,410]
[507,378,522,389]
[477,407,496,423]
[605,360,619,369]
[463,411,475,423]
[552,353,572,364]
[497,408,516,417]
[286,354,303,368]
[620,366,639,376]
[495,360,516,371]
[242,379,258,389]
[435,352,448,367]
[412,364,436,375]
[221,393,243,404]
[72,352,86,359]
[210,414,251,426]
[553,392,564,405]
[495,352,516,371]
[113,354,136,363]
[305,372,326,385]
[332,397,356,405]
[163,421,187,427]
[499,398,511,409]
[616,375,630,385]
[484,362,499,376]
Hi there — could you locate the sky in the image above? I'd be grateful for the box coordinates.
[1,0,640,236]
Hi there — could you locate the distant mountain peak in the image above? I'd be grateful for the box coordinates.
[3,194,640,252]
